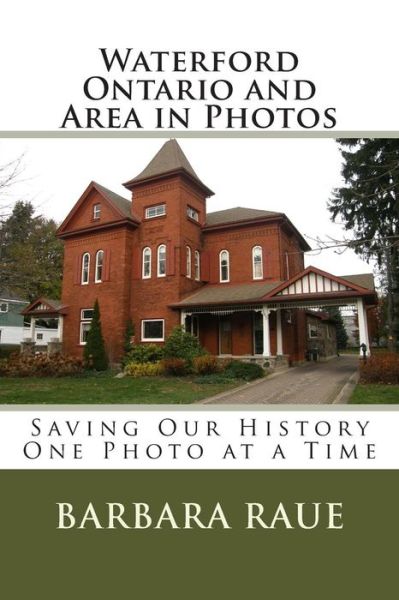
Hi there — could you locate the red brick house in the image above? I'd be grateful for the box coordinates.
[23,140,376,364]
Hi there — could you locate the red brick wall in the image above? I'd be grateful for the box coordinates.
[65,189,122,231]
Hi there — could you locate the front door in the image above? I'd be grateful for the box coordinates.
[219,318,232,355]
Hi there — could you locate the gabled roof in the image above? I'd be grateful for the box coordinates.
[341,273,375,291]
[263,266,376,300]
[21,297,66,316]
[205,207,283,227]
[123,139,214,196]
[57,181,140,237]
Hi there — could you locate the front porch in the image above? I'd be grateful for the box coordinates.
[20,298,66,355]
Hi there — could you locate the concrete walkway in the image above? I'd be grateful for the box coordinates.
[201,355,359,405]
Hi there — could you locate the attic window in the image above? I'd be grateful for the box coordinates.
[93,204,101,219]
[0,302,8,313]
[187,206,199,221]
[145,204,166,219]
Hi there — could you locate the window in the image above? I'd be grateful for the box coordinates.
[186,246,191,278]
[142,247,151,279]
[187,206,199,221]
[145,204,166,219]
[93,203,101,219]
[81,253,90,285]
[157,244,166,277]
[252,246,263,280]
[219,250,230,282]
[95,250,104,283]
[194,250,200,281]
[308,324,318,338]
[141,319,164,342]
[80,308,94,345]
[36,333,43,341]
[0,302,8,313]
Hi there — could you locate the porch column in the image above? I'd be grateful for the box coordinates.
[30,317,36,341]
[180,310,186,330]
[57,315,64,343]
[276,309,283,355]
[357,298,371,356]
[262,307,271,357]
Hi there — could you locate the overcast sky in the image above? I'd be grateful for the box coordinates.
[1,138,375,277]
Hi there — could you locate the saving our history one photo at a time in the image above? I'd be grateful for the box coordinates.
[0,139,398,404]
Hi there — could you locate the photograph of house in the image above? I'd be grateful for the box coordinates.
[22,140,377,365]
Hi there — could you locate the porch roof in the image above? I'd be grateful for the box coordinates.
[172,281,281,308]
[21,297,67,317]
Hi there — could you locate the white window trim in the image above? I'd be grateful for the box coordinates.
[141,319,165,342]
[95,250,104,283]
[187,205,199,221]
[219,249,230,283]
[79,308,93,345]
[252,246,263,280]
[142,247,152,279]
[157,244,166,277]
[194,250,200,281]
[186,245,191,278]
[93,203,101,219]
[81,253,90,285]
[145,204,166,219]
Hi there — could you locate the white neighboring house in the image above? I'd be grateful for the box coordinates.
[0,293,57,346]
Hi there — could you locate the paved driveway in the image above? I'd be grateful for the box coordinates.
[201,355,359,405]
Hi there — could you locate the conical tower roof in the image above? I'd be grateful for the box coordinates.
[123,139,214,196]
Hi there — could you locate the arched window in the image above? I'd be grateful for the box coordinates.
[157,244,166,277]
[81,252,90,285]
[186,246,191,278]
[142,247,151,279]
[219,250,230,282]
[194,250,200,281]
[252,246,263,280]
[95,250,104,283]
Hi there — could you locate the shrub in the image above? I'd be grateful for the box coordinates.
[83,300,108,371]
[124,361,164,378]
[223,360,264,381]
[359,353,399,384]
[0,352,84,377]
[161,357,188,376]
[163,326,205,365]
[123,343,164,366]
[193,354,220,375]
[0,344,20,359]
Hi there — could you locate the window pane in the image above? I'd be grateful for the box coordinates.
[146,204,166,218]
[220,251,229,281]
[158,245,166,276]
[81,322,91,344]
[82,254,90,284]
[143,248,151,277]
[96,251,104,281]
[81,309,94,320]
[143,320,164,340]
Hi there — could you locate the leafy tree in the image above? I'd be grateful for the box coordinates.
[83,300,109,371]
[0,200,63,300]
[329,139,399,350]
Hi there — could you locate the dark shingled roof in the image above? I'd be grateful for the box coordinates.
[205,207,283,227]
[341,273,375,291]
[174,281,282,307]
[123,139,213,195]
[92,182,134,219]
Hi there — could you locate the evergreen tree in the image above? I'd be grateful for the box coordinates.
[325,307,348,351]
[83,300,109,371]
[329,139,399,350]
[123,318,135,354]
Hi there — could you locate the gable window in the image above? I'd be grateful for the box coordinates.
[80,308,94,345]
[0,302,8,313]
[142,247,151,279]
[252,246,263,280]
[141,319,164,342]
[186,246,191,278]
[93,203,101,219]
[157,244,166,277]
[187,206,199,221]
[145,204,166,219]
[194,250,200,281]
[219,250,230,282]
[81,253,90,285]
[95,250,104,283]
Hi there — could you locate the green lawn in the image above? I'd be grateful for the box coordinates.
[350,384,399,404]
[0,374,240,404]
